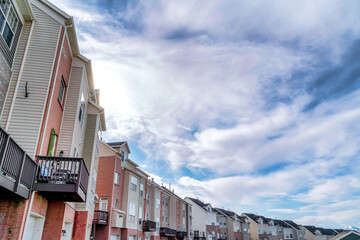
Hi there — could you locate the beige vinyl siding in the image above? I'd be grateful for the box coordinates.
[0,21,31,127]
[75,114,99,213]
[56,66,83,157]
[169,196,177,229]
[5,5,61,158]
[72,71,89,157]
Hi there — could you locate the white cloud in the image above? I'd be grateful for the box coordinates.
[48,0,360,227]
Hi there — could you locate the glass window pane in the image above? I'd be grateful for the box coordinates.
[2,22,13,47]
[0,0,10,16]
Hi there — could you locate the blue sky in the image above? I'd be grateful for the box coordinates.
[50,0,360,228]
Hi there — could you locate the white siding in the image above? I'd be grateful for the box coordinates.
[5,5,61,158]
[0,22,32,127]
[56,66,83,156]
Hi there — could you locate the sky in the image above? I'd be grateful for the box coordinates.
[49,0,360,228]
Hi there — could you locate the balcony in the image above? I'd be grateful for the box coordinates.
[93,210,109,225]
[0,127,37,199]
[33,156,89,202]
[143,220,156,232]
[160,227,177,237]
[177,231,188,239]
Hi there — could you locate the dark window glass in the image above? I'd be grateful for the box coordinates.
[2,22,13,47]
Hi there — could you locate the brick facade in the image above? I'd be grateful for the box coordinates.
[71,211,89,240]
[0,199,28,240]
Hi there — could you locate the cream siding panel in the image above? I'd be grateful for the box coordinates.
[75,114,99,213]
[1,22,31,127]
[73,72,89,157]
[6,5,60,158]
[56,66,83,156]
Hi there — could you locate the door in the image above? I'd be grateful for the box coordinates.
[110,235,120,240]
[63,221,73,240]
[24,216,36,239]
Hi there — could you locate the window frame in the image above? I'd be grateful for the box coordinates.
[58,76,66,107]
[0,0,19,49]
[114,172,120,185]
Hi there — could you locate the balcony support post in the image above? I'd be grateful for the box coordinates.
[14,151,26,192]
[0,133,10,170]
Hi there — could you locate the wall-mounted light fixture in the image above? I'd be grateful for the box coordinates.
[62,230,66,237]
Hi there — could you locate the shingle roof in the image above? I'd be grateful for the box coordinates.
[283,220,301,230]
[273,219,290,228]
[107,141,126,146]
[304,226,339,236]
[187,197,208,210]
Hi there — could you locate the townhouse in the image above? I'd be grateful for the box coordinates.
[215,209,250,240]
[94,141,192,240]
[214,208,229,240]
[0,0,105,239]
[184,198,207,240]
[303,226,348,240]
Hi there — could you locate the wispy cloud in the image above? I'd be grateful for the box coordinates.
[49,0,360,228]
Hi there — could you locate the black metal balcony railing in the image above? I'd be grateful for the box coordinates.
[160,227,177,237]
[143,220,157,232]
[177,231,188,239]
[93,210,109,225]
[0,127,37,199]
[33,156,89,202]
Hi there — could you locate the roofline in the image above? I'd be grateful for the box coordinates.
[24,0,35,20]
[334,231,360,240]
[100,141,123,157]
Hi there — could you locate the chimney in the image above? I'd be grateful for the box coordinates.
[152,178,154,182]
[169,183,171,190]
[172,189,174,193]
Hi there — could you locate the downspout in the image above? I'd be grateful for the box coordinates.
[6,20,35,131]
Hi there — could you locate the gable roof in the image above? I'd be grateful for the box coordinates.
[107,141,131,153]
[304,226,339,236]
[283,220,301,230]
[330,231,360,240]
[186,197,208,210]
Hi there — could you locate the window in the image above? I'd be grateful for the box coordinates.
[58,77,66,105]
[100,197,108,211]
[130,176,137,191]
[139,206,143,221]
[290,234,293,239]
[114,172,120,184]
[114,199,118,208]
[140,184,144,197]
[129,202,136,222]
[0,0,18,48]
[121,151,125,162]
[156,199,160,209]
[78,93,85,127]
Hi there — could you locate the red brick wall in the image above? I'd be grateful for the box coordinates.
[31,192,48,216]
[42,201,66,240]
[234,231,242,240]
[113,155,125,210]
[207,225,217,238]
[72,211,88,240]
[0,199,28,239]
[40,33,72,156]
[64,204,75,222]
[259,234,270,240]
[151,236,161,240]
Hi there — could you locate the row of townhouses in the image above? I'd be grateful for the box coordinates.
[184,199,354,240]
[0,1,357,240]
